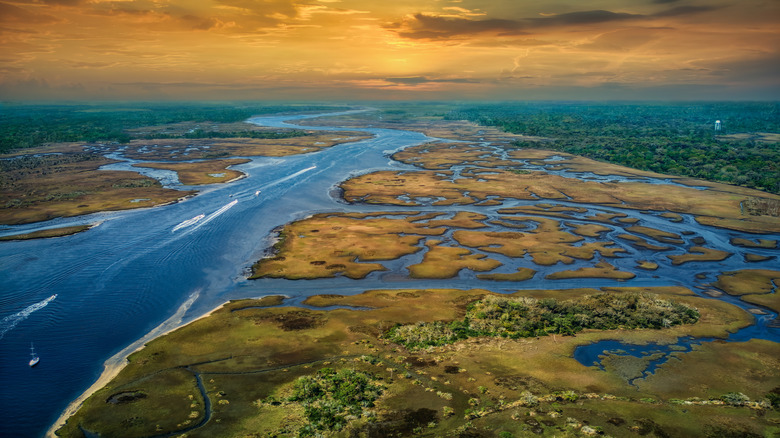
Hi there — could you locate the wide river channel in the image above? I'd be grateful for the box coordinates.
[0,111,778,437]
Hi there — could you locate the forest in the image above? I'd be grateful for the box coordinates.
[445,102,780,194]
[0,103,339,153]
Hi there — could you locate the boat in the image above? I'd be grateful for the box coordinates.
[171,214,205,232]
[255,190,261,196]
[29,342,39,367]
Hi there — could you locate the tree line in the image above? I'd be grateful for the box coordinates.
[0,103,342,153]
[445,102,779,194]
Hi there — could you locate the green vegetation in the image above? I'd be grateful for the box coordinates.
[385,293,699,349]
[445,102,780,193]
[57,288,773,438]
[284,367,384,436]
[0,103,342,153]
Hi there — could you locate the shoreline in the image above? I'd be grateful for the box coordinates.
[46,291,206,437]
[47,290,291,437]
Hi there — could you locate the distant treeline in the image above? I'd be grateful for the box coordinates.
[0,103,342,153]
[445,102,780,194]
[139,128,310,140]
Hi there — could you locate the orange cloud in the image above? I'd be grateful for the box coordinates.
[0,0,776,100]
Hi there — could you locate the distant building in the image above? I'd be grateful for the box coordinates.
[715,120,722,131]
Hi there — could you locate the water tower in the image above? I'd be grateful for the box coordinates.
[715,120,721,131]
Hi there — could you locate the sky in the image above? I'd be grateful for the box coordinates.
[0,0,778,101]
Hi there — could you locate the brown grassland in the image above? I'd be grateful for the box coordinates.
[544,261,636,280]
[133,158,250,185]
[0,152,193,225]
[0,131,370,227]
[713,269,780,313]
[407,240,502,279]
[667,246,732,265]
[636,260,660,270]
[745,253,776,262]
[0,224,92,241]
[477,267,537,282]
[340,141,780,234]
[113,132,371,162]
[616,234,672,251]
[452,227,626,266]
[249,213,446,280]
[250,212,651,281]
[731,237,778,249]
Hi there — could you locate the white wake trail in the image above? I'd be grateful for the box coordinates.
[189,199,238,232]
[263,165,317,189]
[172,214,205,233]
[0,294,57,340]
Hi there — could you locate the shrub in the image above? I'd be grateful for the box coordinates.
[288,368,384,436]
[720,392,750,406]
[386,292,698,349]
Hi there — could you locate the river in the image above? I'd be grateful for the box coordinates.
[0,110,777,437]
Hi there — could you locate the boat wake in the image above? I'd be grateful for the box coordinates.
[192,200,238,230]
[263,166,317,190]
[0,294,57,340]
[172,214,205,232]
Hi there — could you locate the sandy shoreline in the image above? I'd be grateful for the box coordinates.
[46,290,210,437]
[47,290,291,436]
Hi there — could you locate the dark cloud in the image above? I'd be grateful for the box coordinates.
[652,5,718,17]
[11,0,85,5]
[68,61,119,69]
[392,5,720,40]
[393,14,527,39]
[0,2,60,23]
[392,9,645,40]
[181,14,220,31]
[529,10,642,26]
[699,56,780,83]
[384,76,478,85]
[39,0,82,5]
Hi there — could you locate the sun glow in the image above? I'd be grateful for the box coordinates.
[0,0,777,100]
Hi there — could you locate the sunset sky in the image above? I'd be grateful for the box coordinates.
[1,0,778,101]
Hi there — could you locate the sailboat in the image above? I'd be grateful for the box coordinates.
[29,342,39,367]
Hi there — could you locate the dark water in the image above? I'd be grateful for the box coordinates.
[0,111,778,437]
[573,308,779,376]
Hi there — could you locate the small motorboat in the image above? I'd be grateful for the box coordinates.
[29,342,39,367]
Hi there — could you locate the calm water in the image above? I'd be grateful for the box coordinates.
[0,111,777,437]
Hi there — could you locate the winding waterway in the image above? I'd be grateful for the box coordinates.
[0,110,777,437]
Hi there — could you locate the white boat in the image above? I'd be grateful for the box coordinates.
[255,190,261,196]
[29,342,39,367]
[171,214,205,232]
